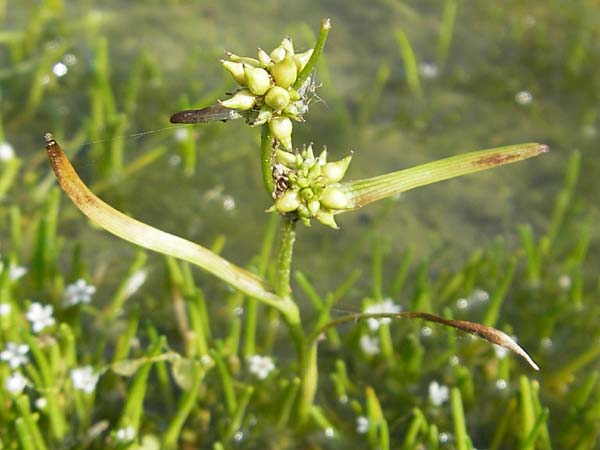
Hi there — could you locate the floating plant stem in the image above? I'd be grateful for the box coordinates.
[43,133,299,315]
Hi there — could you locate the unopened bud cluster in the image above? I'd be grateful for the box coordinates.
[220,37,315,150]
[269,145,353,228]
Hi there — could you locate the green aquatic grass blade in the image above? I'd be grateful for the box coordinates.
[15,395,48,450]
[344,143,549,209]
[394,28,422,98]
[119,337,164,431]
[437,0,457,69]
[451,387,468,450]
[402,408,426,450]
[163,361,204,450]
[519,376,536,450]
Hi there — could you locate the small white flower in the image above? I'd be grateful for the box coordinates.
[247,355,275,379]
[9,265,27,280]
[5,372,27,394]
[363,298,402,331]
[35,397,47,410]
[359,335,380,355]
[493,344,508,359]
[515,90,533,105]
[116,426,136,442]
[558,274,572,290]
[26,302,55,333]
[0,303,11,316]
[419,62,439,79]
[222,195,236,211]
[356,416,369,434]
[0,260,26,281]
[63,279,96,306]
[70,366,100,393]
[0,142,15,161]
[1,342,30,369]
[428,381,449,406]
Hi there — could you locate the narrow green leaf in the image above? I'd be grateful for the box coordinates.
[344,143,549,209]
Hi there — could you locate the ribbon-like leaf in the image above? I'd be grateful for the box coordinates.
[318,311,539,370]
[43,133,289,311]
[342,143,549,209]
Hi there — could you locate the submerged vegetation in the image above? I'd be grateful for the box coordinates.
[1,1,599,449]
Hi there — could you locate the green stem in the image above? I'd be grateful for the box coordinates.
[276,217,296,297]
[296,342,318,425]
[294,18,331,90]
[261,125,274,195]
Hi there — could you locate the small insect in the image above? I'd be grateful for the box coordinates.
[170,104,243,124]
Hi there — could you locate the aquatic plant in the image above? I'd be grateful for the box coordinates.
[41,17,548,440]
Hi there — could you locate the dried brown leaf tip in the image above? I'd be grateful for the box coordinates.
[410,312,540,371]
[474,143,549,168]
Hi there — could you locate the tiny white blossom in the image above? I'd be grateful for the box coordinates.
[356,416,369,434]
[558,274,572,290]
[363,298,402,331]
[70,366,100,393]
[359,335,380,355]
[0,303,11,316]
[515,90,533,105]
[9,265,27,280]
[247,355,275,379]
[26,302,55,333]
[0,142,15,161]
[5,372,27,394]
[35,397,47,410]
[0,261,27,281]
[1,342,30,369]
[63,279,96,306]
[419,61,439,79]
[222,195,236,211]
[493,344,508,359]
[429,381,449,406]
[116,426,136,442]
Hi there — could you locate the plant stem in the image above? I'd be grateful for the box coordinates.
[276,216,296,298]
[260,125,274,195]
[294,18,331,90]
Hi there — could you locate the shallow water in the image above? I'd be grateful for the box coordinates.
[2,0,598,309]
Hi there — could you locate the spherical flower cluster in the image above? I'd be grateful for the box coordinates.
[220,37,315,149]
[269,144,353,228]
